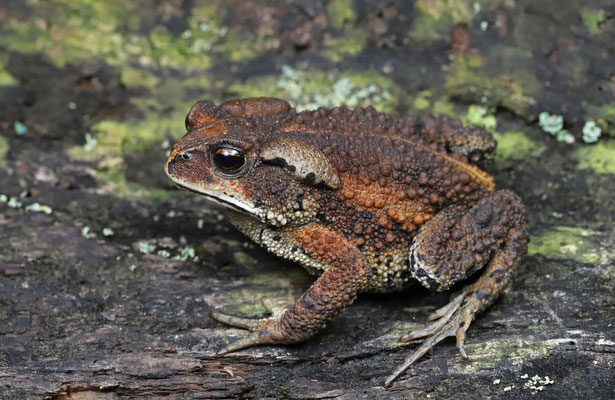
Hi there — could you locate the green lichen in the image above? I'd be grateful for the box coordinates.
[444,52,538,116]
[582,102,615,137]
[0,0,261,70]
[137,240,156,254]
[225,270,312,315]
[576,140,615,175]
[415,0,477,22]
[6,196,22,208]
[409,12,446,42]
[0,0,150,68]
[120,67,161,92]
[14,121,28,136]
[0,136,8,168]
[409,0,477,42]
[492,130,545,168]
[25,203,53,214]
[166,210,179,218]
[454,337,554,371]
[66,104,192,201]
[554,129,574,143]
[134,237,198,261]
[529,226,612,264]
[247,269,311,287]
[326,0,357,29]
[538,112,563,134]
[176,246,198,262]
[83,133,97,151]
[275,65,393,110]
[129,75,217,114]
[157,249,171,258]
[0,54,17,86]
[581,9,606,35]
[325,28,367,62]
[522,374,555,394]
[582,121,602,143]
[225,35,259,63]
[230,65,397,113]
[464,105,497,130]
[432,99,457,117]
[409,90,456,117]
[218,288,287,317]
[235,300,269,317]
[93,167,175,202]
[412,90,432,111]
[538,112,574,143]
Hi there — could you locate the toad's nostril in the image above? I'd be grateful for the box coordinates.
[167,159,176,172]
[179,152,192,161]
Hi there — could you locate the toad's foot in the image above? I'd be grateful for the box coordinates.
[384,286,473,388]
[399,285,473,345]
[210,297,288,355]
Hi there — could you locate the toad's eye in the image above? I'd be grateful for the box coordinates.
[212,147,247,176]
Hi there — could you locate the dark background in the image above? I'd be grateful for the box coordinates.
[1,1,614,398]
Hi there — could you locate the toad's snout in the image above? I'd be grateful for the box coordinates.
[165,147,210,183]
[166,151,193,175]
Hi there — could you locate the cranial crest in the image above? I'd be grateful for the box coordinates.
[221,97,291,117]
[260,136,341,189]
[185,100,219,130]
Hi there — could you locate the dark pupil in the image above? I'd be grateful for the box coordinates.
[213,148,245,172]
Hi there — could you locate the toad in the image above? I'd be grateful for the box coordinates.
[165,97,528,386]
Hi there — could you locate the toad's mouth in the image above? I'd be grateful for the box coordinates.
[172,181,262,217]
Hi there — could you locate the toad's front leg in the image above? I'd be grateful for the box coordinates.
[210,224,371,355]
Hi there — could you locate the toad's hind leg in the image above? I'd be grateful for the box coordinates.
[384,190,528,387]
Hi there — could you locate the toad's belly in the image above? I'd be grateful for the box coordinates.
[229,211,416,293]
[361,248,415,293]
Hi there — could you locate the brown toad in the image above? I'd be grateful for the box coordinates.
[164,97,528,386]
